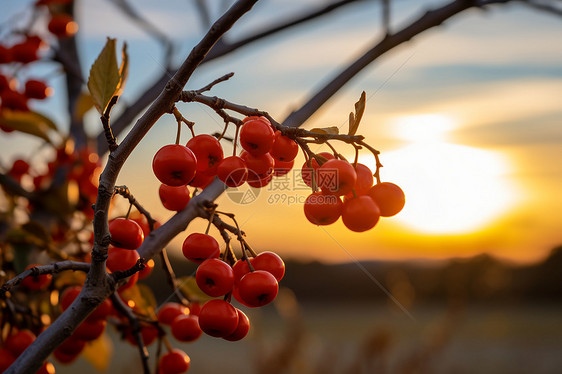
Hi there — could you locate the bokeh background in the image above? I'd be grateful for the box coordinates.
[1,0,562,373]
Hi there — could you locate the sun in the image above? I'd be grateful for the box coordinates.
[366,114,518,234]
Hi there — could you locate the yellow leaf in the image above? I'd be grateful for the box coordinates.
[348,91,366,136]
[309,126,339,135]
[176,276,214,303]
[82,332,113,372]
[0,110,56,142]
[87,38,121,114]
[74,91,95,120]
[120,284,157,318]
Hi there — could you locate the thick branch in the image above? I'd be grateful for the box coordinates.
[6,1,258,373]
[282,0,513,128]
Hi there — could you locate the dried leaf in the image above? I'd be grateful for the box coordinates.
[348,91,366,136]
[310,126,339,135]
[0,110,57,142]
[87,38,121,114]
[74,91,95,120]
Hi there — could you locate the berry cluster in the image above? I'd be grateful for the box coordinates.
[0,330,55,374]
[0,1,78,132]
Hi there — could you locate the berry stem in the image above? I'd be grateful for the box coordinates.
[232,123,241,156]
[125,202,133,219]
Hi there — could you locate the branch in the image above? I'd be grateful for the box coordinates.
[0,261,91,297]
[282,0,515,128]
[97,0,366,154]
[5,1,258,372]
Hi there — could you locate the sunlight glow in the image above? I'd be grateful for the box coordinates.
[373,114,518,234]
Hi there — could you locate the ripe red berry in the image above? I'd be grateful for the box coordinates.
[237,270,279,307]
[152,144,197,187]
[10,159,30,176]
[56,336,86,356]
[317,159,357,196]
[87,297,113,322]
[195,258,234,297]
[138,258,155,280]
[0,45,12,64]
[269,131,299,162]
[1,89,29,111]
[21,264,52,291]
[60,285,82,311]
[106,246,140,290]
[6,330,36,356]
[188,170,214,189]
[10,36,42,64]
[171,315,202,342]
[182,233,220,263]
[367,182,405,217]
[125,324,159,346]
[341,195,380,232]
[301,152,335,187]
[24,79,51,100]
[198,299,239,337]
[240,151,274,177]
[273,158,294,177]
[53,347,79,364]
[109,218,144,249]
[216,156,248,187]
[353,163,374,194]
[232,259,251,284]
[73,319,106,341]
[47,14,78,38]
[252,251,285,281]
[186,134,224,175]
[0,74,10,92]
[159,184,191,211]
[223,308,250,341]
[246,171,273,188]
[157,302,190,325]
[159,349,191,374]
[303,192,343,225]
[239,116,275,156]
[0,348,15,372]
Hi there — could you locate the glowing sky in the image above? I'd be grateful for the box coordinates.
[1,0,561,263]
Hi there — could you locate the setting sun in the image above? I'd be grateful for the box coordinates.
[371,114,519,234]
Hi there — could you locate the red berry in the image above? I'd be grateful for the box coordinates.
[239,116,275,156]
[303,192,343,225]
[353,163,374,194]
[198,299,239,337]
[60,286,82,311]
[138,258,155,280]
[6,330,36,356]
[10,37,41,64]
[186,134,224,175]
[159,184,191,211]
[367,182,405,217]
[269,131,298,162]
[232,259,251,284]
[159,349,191,374]
[341,195,380,232]
[109,218,144,249]
[237,270,278,307]
[0,74,10,92]
[273,158,294,177]
[223,308,250,341]
[1,89,29,111]
[56,336,86,356]
[24,80,51,100]
[106,246,140,290]
[21,264,52,291]
[171,315,202,342]
[47,14,78,38]
[0,348,15,373]
[0,45,12,64]
[301,152,335,187]
[125,324,159,346]
[53,348,79,364]
[252,251,285,281]
[188,170,214,189]
[152,144,197,187]
[10,159,30,176]
[73,319,106,341]
[317,159,357,196]
[240,151,274,177]
[195,258,234,297]
[87,297,112,322]
[182,233,220,263]
[216,156,248,187]
[157,302,190,325]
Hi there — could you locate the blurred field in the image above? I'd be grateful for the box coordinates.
[56,300,562,374]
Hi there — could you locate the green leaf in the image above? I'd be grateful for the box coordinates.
[0,110,56,142]
[87,38,128,114]
[348,91,366,136]
[310,126,339,135]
